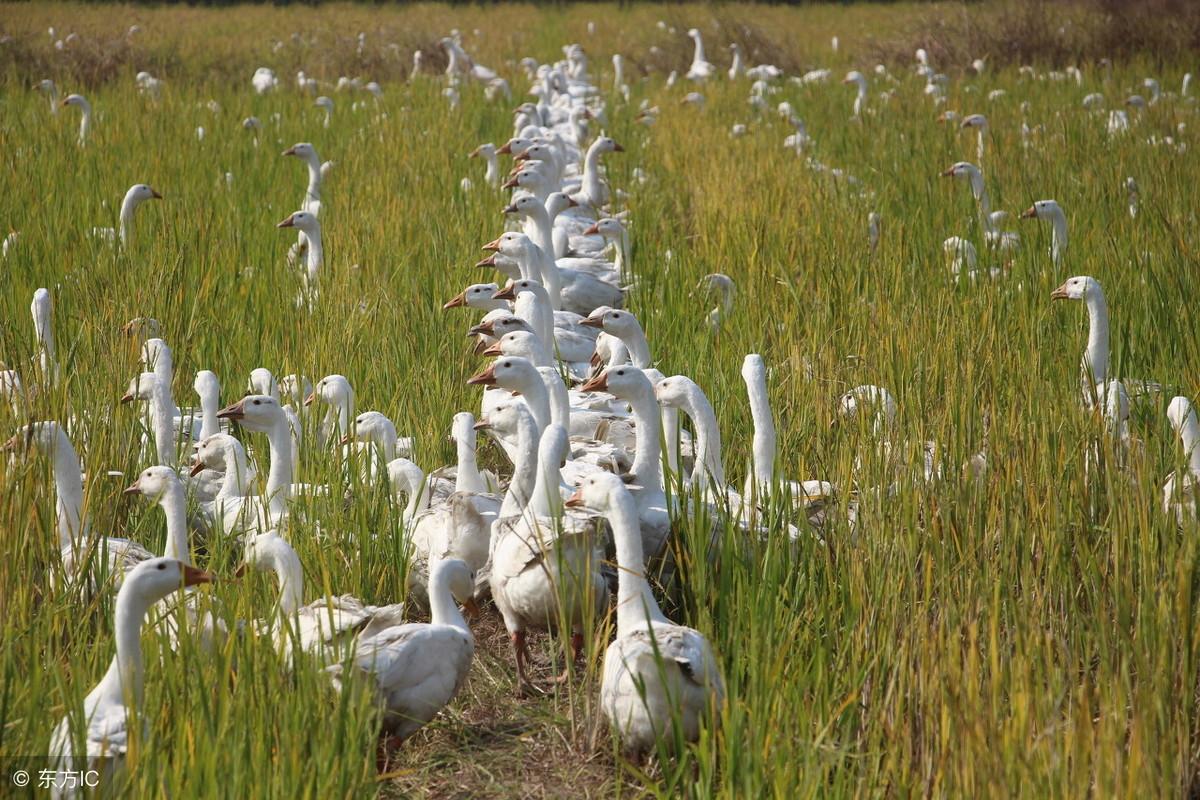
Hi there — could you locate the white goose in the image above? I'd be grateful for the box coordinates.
[1021,199,1068,266]
[47,559,213,799]
[325,558,475,754]
[469,143,501,187]
[685,28,716,82]
[214,395,295,532]
[276,210,323,303]
[1164,397,1200,523]
[566,473,724,759]
[62,93,92,144]
[490,423,608,694]
[91,184,162,247]
[4,422,154,589]
[238,531,406,657]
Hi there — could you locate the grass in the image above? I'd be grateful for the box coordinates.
[2,1,1200,797]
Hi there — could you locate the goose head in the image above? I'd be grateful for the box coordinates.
[247,368,279,399]
[565,470,631,511]
[500,168,543,191]
[282,142,318,161]
[347,410,394,446]
[687,28,701,41]
[123,465,182,501]
[123,557,213,598]
[481,330,544,359]
[1020,199,1063,221]
[468,315,532,346]
[483,231,535,259]
[238,530,292,575]
[591,136,624,154]
[842,70,867,89]
[940,161,981,181]
[514,143,557,164]
[469,143,496,159]
[961,113,988,130]
[276,210,319,233]
[217,394,286,433]
[466,356,539,392]
[191,433,241,474]
[580,364,652,401]
[62,93,89,110]
[443,282,502,310]
[314,95,333,112]
[837,385,898,428]
[653,375,696,409]
[475,400,532,439]
[193,370,220,403]
[544,191,577,219]
[501,195,546,218]
[492,278,548,303]
[278,374,311,405]
[121,317,162,344]
[430,557,477,608]
[581,307,641,338]
[306,375,353,409]
[581,218,625,240]
[120,371,158,404]
[124,184,163,205]
[2,420,66,454]
[1050,275,1100,302]
[496,136,536,157]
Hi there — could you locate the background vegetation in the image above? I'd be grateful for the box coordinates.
[1,2,1199,797]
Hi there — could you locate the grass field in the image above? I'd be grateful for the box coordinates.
[2,2,1200,797]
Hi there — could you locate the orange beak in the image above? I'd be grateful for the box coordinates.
[580,315,604,329]
[468,321,496,337]
[497,141,513,155]
[501,203,518,214]
[150,188,163,200]
[482,238,502,252]
[282,145,297,156]
[1020,206,1038,219]
[502,176,519,189]
[189,460,207,477]
[120,391,135,404]
[476,255,497,268]
[1050,282,1070,300]
[443,291,467,310]
[471,339,491,355]
[276,213,296,229]
[564,488,585,508]
[582,223,600,236]
[217,398,247,419]
[122,479,142,496]
[481,342,504,356]
[579,372,608,393]
[303,392,315,407]
[466,363,498,386]
[939,167,956,177]
[183,564,215,586]
[612,142,625,152]
[492,284,518,301]
[473,419,492,431]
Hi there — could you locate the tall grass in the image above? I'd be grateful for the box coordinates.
[1,2,1199,797]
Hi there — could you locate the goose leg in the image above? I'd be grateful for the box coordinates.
[375,734,403,772]
[512,631,543,697]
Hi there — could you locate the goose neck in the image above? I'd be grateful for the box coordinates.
[744,368,777,488]
[100,587,154,707]
[157,481,191,564]
[627,381,663,492]
[500,414,539,516]
[681,383,724,488]
[428,572,469,632]
[272,544,305,617]
[1083,290,1110,386]
[606,488,668,634]
[51,430,86,548]
[264,416,294,517]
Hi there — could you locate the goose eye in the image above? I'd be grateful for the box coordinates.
[253,399,261,405]
[157,563,166,570]
[503,361,512,368]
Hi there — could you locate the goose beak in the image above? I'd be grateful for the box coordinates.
[189,460,207,477]
[497,141,513,155]
[564,488,585,508]
[282,145,297,156]
[612,142,625,152]
[476,255,497,268]
[443,292,467,310]
[466,364,498,386]
[567,196,579,208]
[1050,282,1070,300]
[120,391,135,404]
[582,223,600,236]
[580,373,608,392]
[60,98,70,108]
[276,213,296,229]
[501,203,518,214]
[589,352,602,368]
[122,479,142,496]
[482,238,502,252]
[501,176,519,189]
[492,285,517,301]
[473,420,492,431]
[939,167,956,177]
[468,146,481,158]
[150,188,163,200]
[481,342,503,356]
[468,321,494,337]
[514,153,529,163]
[216,399,247,419]
[303,392,316,407]
[1020,206,1038,219]
[183,564,215,586]
[339,434,352,446]
[461,597,481,619]
[959,119,972,129]
[580,315,604,329]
